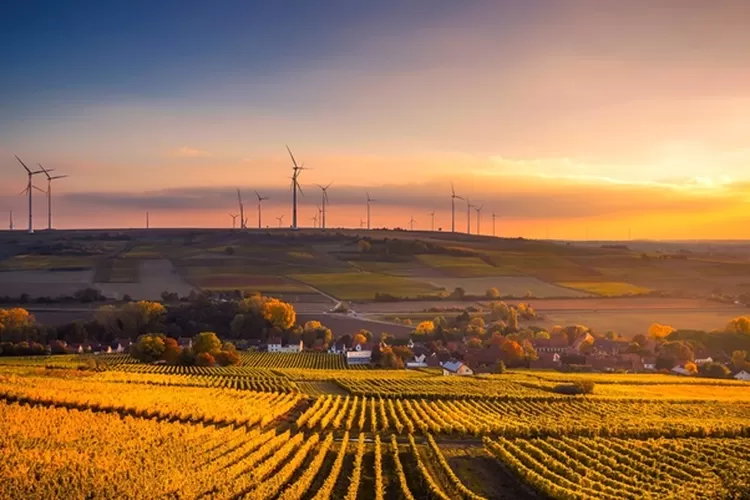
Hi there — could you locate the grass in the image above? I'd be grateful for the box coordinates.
[558,281,651,296]
[417,254,521,277]
[191,274,313,293]
[0,254,96,270]
[290,271,442,300]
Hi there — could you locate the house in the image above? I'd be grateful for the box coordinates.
[441,360,474,376]
[177,337,193,349]
[68,344,84,354]
[267,337,303,353]
[694,356,713,365]
[406,352,428,368]
[734,370,750,381]
[346,343,372,364]
[530,352,561,370]
[533,336,569,353]
[642,357,657,371]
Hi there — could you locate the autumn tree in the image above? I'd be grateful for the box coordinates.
[726,317,750,334]
[0,308,35,333]
[261,298,296,331]
[506,308,519,333]
[683,361,698,375]
[302,321,333,349]
[414,320,435,336]
[489,302,510,321]
[486,287,501,299]
[95,301,165,339]
[131,334,166,363]
[162,337,181,364]
[648,323,675,340]
[700,362,730,379]
[391,345,413,362]
[379,346,405,369]
[352,333,368,346]
[731,350,749,372]
[195,352,216,366]
[466,337,483,349]
[214,349,241,366]
[192,332,222,355]
[502,340,524,365]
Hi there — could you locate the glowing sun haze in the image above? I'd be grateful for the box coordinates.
[2,1,750,239]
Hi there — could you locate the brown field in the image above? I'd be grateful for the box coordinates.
[95,259,197,300]
[0,269,94,298]
[419,275,589,298]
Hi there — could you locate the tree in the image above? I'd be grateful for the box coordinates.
[604,331,617,340]
[700,362,731,379]
[486,287,501,299]
[131,334,166,363]
[261,298,296,330]
[162,337,181,364]
[192,332,222,355]
[660,340,694,364]
[391,346,413,362]
[380,347,404,369]
[632,334,648,347]
[522,339,539,363]
[726,317,750,334]
[502,340,524,364]
[648,323,675,340]
[357,239,372,253]
[489,302,510,321]
[507,308,519,333]
[215,349,241,366]
[195,352,215,366]
[352,333,367,346]
[0,308,35,333]
[414,320,435,336]
[495,361,506,374]
[731,350,749,372]
[466,337,483,349]
[451,287,466,300]
[683,362,698,375]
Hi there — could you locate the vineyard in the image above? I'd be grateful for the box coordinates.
[0,361,749,498]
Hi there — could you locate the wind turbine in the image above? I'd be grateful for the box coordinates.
[317,182,332,230]
[317,206,323,228]
[474,204,483,235]
[492,212,497,237]
[14,155,48,234]
[37,163,68,230]
[237,189,246,229]
[409,216,417,231]
[451,183,463,233]
[229,213,239,229]
[359,218,365,229]
[429,210,435,232]
[276,214,285,228]
[311,212,318,228]
[465,197,473,234]
[146,212,150,229]
[9,209,14,231]
[255,191,269,229]
[366,192,377,230]
[286,145,308,230]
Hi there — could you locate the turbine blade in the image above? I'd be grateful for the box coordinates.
[286,145,299,169]
[14,155,31,174]
[32,185,46,193]
[50,175,69,180]
[37,163,52,179]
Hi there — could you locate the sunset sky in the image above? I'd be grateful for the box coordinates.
[2,1,750,239]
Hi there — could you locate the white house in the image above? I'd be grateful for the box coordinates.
[671,366,693,376]
[406,353,427,368]
[267,338,304,353]
[346,343,372,364]
[441,360,474,376]
[113,343,126,353]
[734,370,750,381]
[695,356,713,365]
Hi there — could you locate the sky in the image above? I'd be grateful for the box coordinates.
[2,0,750,239]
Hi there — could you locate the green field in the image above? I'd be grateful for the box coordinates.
[417,254,521,277]
[290,271,442,300]
[557,281,652,296]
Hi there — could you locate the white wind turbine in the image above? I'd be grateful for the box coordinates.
[276,214,285,228]
[229,213,239,229]
[14,155,48,234]
[311,212,318,228]
[465,197,474,234]
[492,212,497,237]
[317,181,332,230]
[409,216,417,231]
[359,218,365,229]
[37,163,68,230]
[237,189,246,229]
[474,204,483,235]
[366,192,377,230]
[286,145,308,230]
[9,209,14,231]
[429,210,436,231]
[451,182,463,233]
[255,191,269,229]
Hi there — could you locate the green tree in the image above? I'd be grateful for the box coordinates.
[507,308,519,332]
[192,332,222,355]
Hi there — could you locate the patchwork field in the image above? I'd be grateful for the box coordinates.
[95,259,197,300]
[417,254,522,277]
[0,269,94,298]
[291,271,442,301]
[557,281,652,296]
[422,275,590,298]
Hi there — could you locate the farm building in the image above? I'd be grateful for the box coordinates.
[345,343,372,364]
[441,360,474,376]
[267,337,303,353]
[735,370,750,381]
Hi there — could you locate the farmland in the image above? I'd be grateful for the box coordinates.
[0,357,748,499]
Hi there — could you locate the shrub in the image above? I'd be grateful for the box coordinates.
[553,380,595,395]
[214,349,241,366]
[195,352,215,366]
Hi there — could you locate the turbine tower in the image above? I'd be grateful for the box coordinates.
[276,214,285,228]
[317,181,332,230]
[255,191,269,229]
[286,145,308,230]
[9,209,14,231]
[359,218,365,229]
[229,213,239,229]
[474,204,483,235]
[37,163,68,230]
[465,197,473,234]
[146,212,150,229]
[311,212,318,228]
[237,189,246,229]
[492,212,497,237]
[14,155,47,234]
[366,192,377,230]
[429,210,435,232]
[450,183,463,233]
[409,216,417,231]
